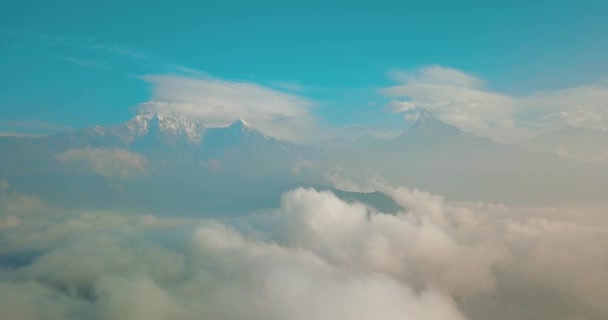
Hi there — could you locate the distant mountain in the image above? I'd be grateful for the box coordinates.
[0,111,313,163]
[327,110,504,160]
[0,112,322,213]
[408,109,477,139]
[2,110,608,212]
[392,109,494,149]
[322,111,608,205]
[518,125,608,163]
[120,111,207,143]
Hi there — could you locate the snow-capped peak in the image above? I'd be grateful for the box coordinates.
[122,111,206,142]
[410,109,453,132]
[229,119,255,131]
[403,109,487,143]
[224,119,271,139]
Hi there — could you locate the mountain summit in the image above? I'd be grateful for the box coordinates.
[229,119,254,130]
[119,112,206,143]
[225,119,267,137]
[99,113,274,148]
[410,110,468,137]
[400,109,485,145]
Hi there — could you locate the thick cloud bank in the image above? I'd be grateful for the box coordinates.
[0,180,606,320]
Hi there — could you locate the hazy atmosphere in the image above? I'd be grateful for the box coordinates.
[1,1,608,319]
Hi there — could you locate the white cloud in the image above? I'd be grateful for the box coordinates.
[390,66,485,88]
[138,75,324,142]
[531,85,608,130]
[0,281,88,320]
[95,276,179,320]
[269,188,502,296]
[54,56,108,69]
[0,180,46,216]
[382,65,608,142]
[385,100,417,113]
[55,148,147,180]
[1,182,607,319]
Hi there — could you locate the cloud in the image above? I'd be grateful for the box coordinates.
[0,182,607,319]
[53,56,108,69]
[54,148,147,180]
[531,86,608,130]
[0,185,469,320]
[24,31,150,61]
[0,180,46,216]
[382,66,521,142]
[385,100,417,113]
[0,281,88,320]
[270,188,502,296]
[389,67,485,88]
[382,65,608,142]
[193,219,468,320]
[137,75,324,142]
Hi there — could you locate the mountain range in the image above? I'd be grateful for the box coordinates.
[323,111,608,204]
[0,112,321,214]
[1,110,607,214]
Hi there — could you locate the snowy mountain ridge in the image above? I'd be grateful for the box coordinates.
[88,111,272,145]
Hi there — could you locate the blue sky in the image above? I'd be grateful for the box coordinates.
[1,0,608,140]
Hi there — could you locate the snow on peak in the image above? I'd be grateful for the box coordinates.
[410,110,449,132]
[114,113,275,143]
[229,119,255,130]
[226,119,271,139]
[237,119,252,127]
[406,109,488,143]
[124,111,206,142]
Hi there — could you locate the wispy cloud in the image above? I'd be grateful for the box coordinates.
[23,31,150,61]
[52,55,108,69]
[19,31,205,76]
[53,56,110,70]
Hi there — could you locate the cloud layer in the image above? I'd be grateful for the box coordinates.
[1,180,607,320]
